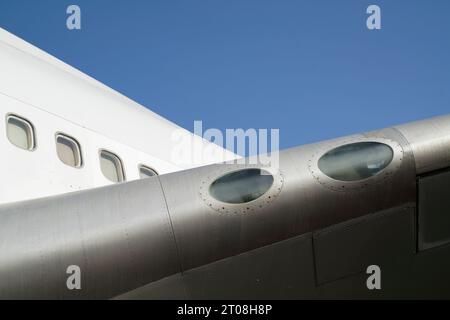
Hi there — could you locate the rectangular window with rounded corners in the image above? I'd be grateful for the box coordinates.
[139,165,158,179]
[100,150,125,183]
[56,133,82,168]
[6,114,35,151]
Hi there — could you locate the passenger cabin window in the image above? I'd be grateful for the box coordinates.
[209,168,274,204]
[318,142,394,181]
[139,165,158,179]
[100,150,125,183]
[6,115,35,151]
[56,134,82,168]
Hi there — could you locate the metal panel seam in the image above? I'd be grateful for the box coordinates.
[391,126,418,174]
[156,175,184,275]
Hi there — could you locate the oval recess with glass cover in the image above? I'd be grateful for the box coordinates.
[317,142,394,181]
[209,168,274,204]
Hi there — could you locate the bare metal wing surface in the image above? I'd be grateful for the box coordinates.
[1,28,450,299]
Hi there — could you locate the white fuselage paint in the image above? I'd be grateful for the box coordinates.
[0,27,236,205]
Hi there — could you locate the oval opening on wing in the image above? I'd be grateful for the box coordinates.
[318,142,394,182]
[209,168,274,204]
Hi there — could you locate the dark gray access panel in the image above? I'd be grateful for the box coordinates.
[418,169,450,251]
[116,233,317,300]
[313,206,415,285]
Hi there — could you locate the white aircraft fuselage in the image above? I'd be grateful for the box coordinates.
[0,27,236,205]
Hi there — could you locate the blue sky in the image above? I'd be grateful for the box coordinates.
[0,0,449,152]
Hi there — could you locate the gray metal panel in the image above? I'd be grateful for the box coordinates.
[418,169,450,250]
[395,114,450,174]
[116,233,316,300]
[316,235,450,299]
[406,243,450,298]
[117,213,450,299]
[316,256,416,299]
[0,177,180,299]
[160,127,417,273]
[113,274,188,300]
[313,206,415,285]
[181,233,315,299]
